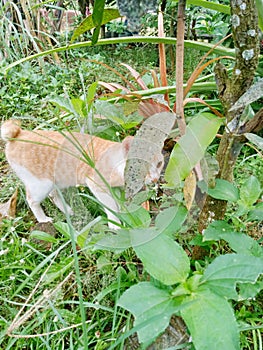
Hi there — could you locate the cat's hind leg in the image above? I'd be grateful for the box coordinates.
[49,189,74,216]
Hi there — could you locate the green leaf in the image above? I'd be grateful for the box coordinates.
[208,179,239,202]
[118,282,182,344]
[203,221,263,257]
[239,176,261,206]
[155,205,187,236]
[92,0,106,45]
[30,230,57,243]
[94,228,132,251]
[248,202,263,221]
[201,254,263,299]
[53,222,72,239]
[237,280,263,300]
[44,257,74,283]
[49,96,79,118]
[181,289,239,350]
[256,0,263,31]
[119,204,151,228]
[71,9,120,42]
[165,113,222,187]
[133,233,190,285]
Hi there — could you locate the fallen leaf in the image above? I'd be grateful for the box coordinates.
[0,189,18,220]
[183,171,196,210]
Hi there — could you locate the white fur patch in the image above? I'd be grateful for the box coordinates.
[10,162,54,202]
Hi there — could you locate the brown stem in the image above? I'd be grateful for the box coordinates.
[175,0,186,135]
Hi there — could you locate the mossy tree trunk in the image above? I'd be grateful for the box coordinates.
[198,0,262,233]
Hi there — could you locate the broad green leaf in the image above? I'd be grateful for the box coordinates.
[203,221,263,257]
[201,254,263,299]
[239,176,261,206]
[71,98,86,118]
[248,202,263,221]
[118,204,151,228]
[180,0,230,14]
[208,179,239,202]
[94,228,132,251]
[165,113,222,187]
[155,205,187,236]
[245,132,263,151]
[181,289,239,350]
[134,233,190,285]
[30,230,57,243]
[71,9,120,42]
[49,97,79,118]
[118,282,182,344]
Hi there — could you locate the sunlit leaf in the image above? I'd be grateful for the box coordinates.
[71,8,120,43]
[245,132,263,151]
[165,113,222,187]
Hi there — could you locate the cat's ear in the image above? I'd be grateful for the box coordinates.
[122,136,133,154]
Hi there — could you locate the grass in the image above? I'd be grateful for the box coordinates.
[1,40,262,349]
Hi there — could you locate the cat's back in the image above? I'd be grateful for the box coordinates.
[1,120,119,186]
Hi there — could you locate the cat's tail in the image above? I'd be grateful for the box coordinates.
[1,120,21,141]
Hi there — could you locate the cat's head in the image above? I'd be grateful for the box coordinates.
[122,136,164,185]
[145,152,164,185]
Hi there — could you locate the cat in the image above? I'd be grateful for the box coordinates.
[1,119,164,229]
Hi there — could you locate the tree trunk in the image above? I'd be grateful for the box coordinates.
[198,0,260,233]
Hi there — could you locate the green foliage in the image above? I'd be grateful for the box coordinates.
[118,220,263,349]
[1,1,262,349]
[207,176,263,221]
[71,8,121,43]
[165,113,222,187]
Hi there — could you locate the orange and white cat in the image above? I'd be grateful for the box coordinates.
[1,119,164,229]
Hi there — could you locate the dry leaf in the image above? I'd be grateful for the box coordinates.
[0,189,18,220]
[183,171,196,210]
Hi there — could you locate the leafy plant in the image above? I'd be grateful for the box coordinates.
[115,216,263,349]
